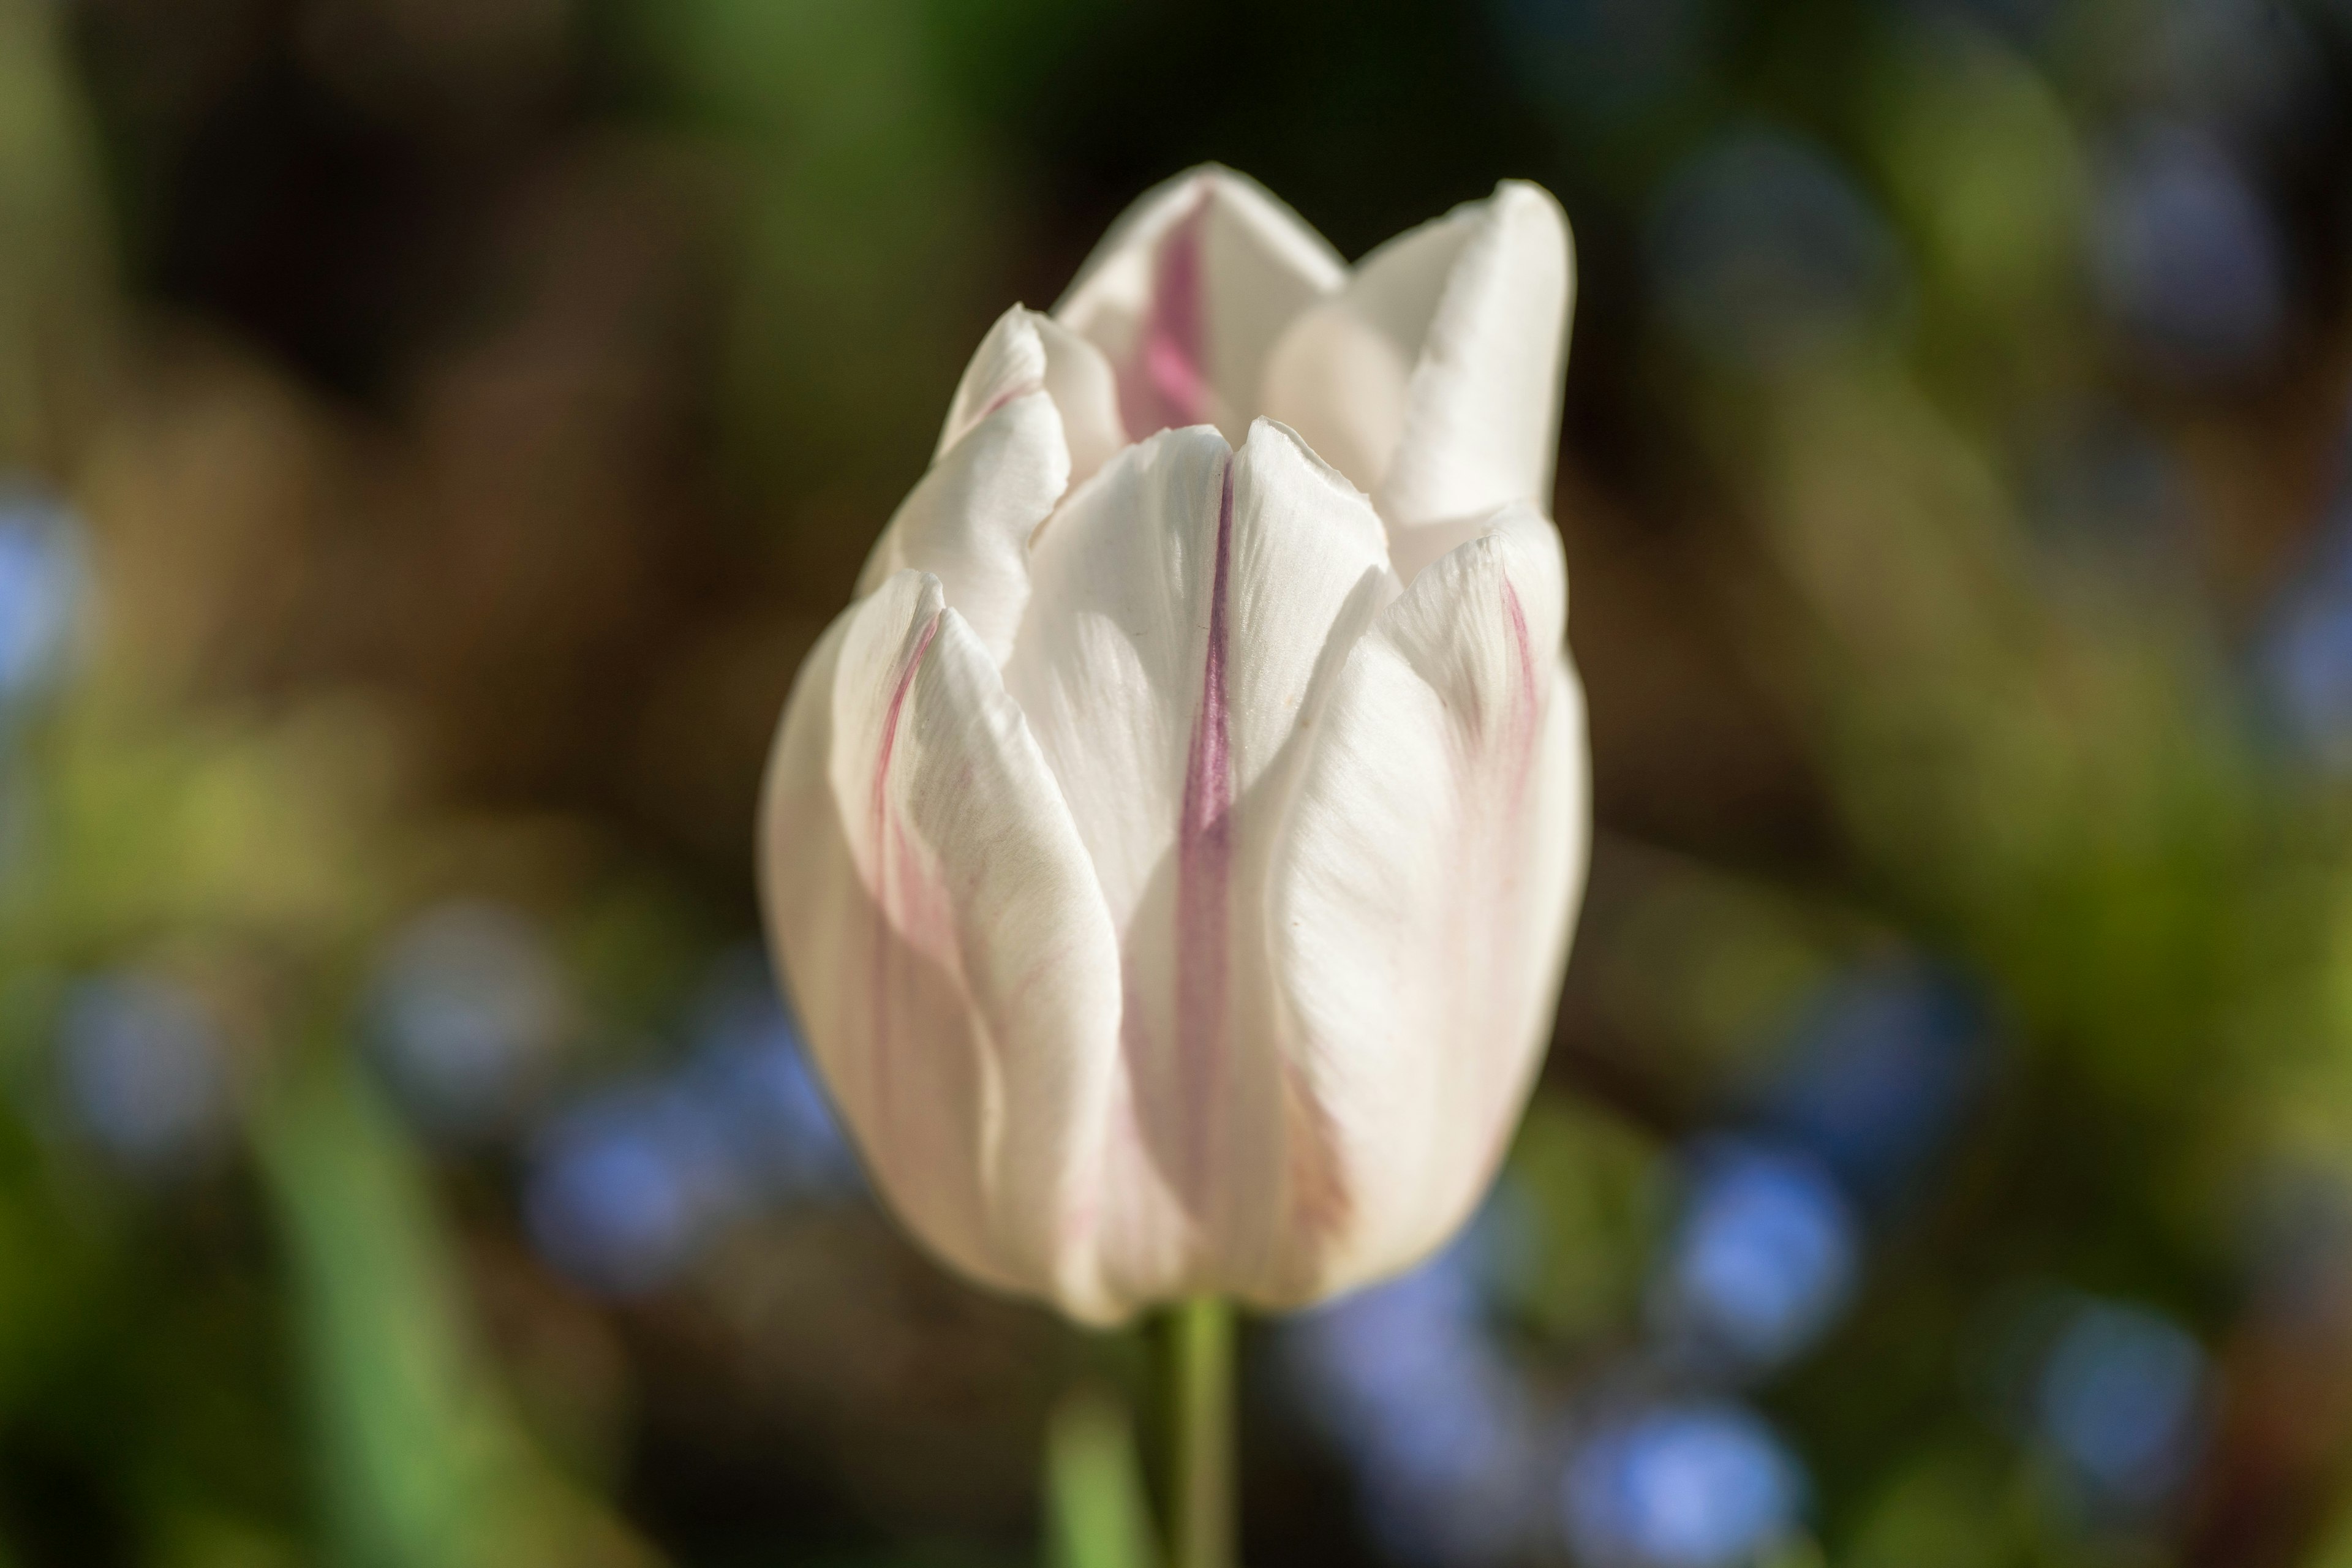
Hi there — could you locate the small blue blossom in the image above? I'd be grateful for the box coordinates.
[677,951,860,1199]
[521,951,861,1297]
[364,901,566,1138]
[1287,1224,1539,1564]
[0,484,84,707]
[1757,961,1986,1202]
[1653,1139,1859,1372]
[2037,1298,2207,1507]
[2257,483,2352,771]
[2089,120,2285,381]
[524,1082,736,1296]
[58,973,233,1171]
[1562,1401,1806,1568]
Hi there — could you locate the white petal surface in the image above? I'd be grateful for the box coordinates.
[1266,504,1587,1302]
[860,312,1074,664]
[760,570,1128,1319]
[933,304,1126,488]
[1056,167,1344,448]
[1003,420,1392,1306]
[1031,313,1128,486]
[1262,182,1575,581]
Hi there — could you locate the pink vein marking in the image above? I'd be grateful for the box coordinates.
[1174,459,1236,1199]
[1503,580,1537,720]
[1493,578,1545,823]
[973,378,1041,428]
[872,612,943,832]
[1119,194,1212,440]
[868,609,942,1133]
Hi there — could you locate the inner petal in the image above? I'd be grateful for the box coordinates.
[1001,420,1391,1293]
[1124,198,1213,439]
[1055,168,1345,448]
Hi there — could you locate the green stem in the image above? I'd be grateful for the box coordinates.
[1166,1296,1234,1568]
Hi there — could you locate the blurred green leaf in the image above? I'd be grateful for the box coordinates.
[1044,1385,1156,1568]
[258,1059,491,1568]
[1507,1096,1667,1343]
[258,1057,665,1568]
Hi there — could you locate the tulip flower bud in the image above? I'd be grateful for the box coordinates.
[760,168,1588,1324]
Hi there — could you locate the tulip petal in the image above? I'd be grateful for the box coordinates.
[1262,182,1575,580]
[760,570,1129,1319]
[1003,419,1392,1305]
[861,312,1076,666]
[1057,167,1345,448]
[1264,504,1588,1302]
[935,304,1127,488]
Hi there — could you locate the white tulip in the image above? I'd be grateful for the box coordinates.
[759,167,1589,1324]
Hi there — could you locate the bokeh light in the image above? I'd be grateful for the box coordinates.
[1652,1138,1860,1373]
[58,972,233,1172]
[2036,1297,2209,1509]
[1561,1401,1806,1568]
[0,482,83,708]
[1756,962,1988,1205]
[523,954,854,1296]
[364,900,567,1139]
[1286,1224,1540,1566]
[2087,119,2286,381]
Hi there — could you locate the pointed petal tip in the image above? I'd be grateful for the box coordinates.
[1249,411,1395,497]
[1488,179,1577,280]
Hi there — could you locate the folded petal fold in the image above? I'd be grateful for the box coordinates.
[760,570,1128,1319]
[1262,182,1575,580]
[861,312,1075,665]
[1003,420,1392,1305]
[1265,505,1588,1301]
[1057,167,1345,448]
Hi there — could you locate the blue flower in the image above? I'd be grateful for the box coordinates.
[521,950,861,1297]
[0,484,83,707]
[1758,961,1986,1203]
[1654,1139,1859,1373]
[58,973,232,1171]
[1287,1223,1539,1564]
[2089,120,2285,381]
[676,951,860,1200]
[2256,488,2352,771]
[523,1082,734,1296]
[1562,1401,1806,1568]
[2037,1298,2207,1507]
[364,901,566,1138]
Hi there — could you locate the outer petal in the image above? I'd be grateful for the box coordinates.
[1055,167,1345,448]
[1261,182,1575,581]
[935,304,1128,488]
[859,312,1076,665]
[1265,504,1588,1302]
[760,569,1128,1320]
[1002,419,1392,1308]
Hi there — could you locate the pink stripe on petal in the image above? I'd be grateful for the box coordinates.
[974,379,1042,426]
[1504,579,1536,715]
[1118,197,1212,440]
[1499,579,1543,813]
[868,610,943,1129]
[1173,459,1236,1199]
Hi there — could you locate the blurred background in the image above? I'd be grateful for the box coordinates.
[4,0,2352,1563]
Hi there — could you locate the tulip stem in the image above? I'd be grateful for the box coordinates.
[1166,1295,1235,1568]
